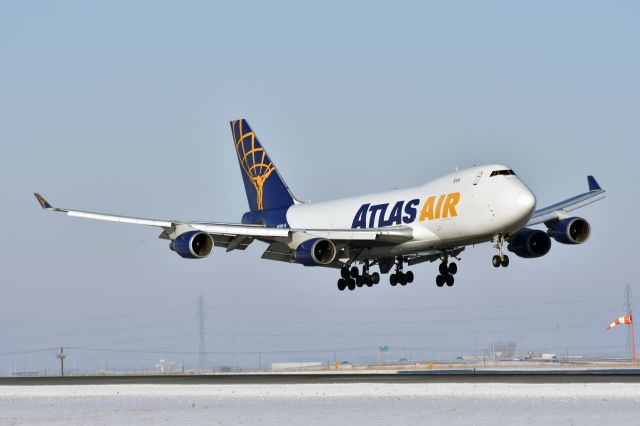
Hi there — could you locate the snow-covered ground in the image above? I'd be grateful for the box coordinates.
[1,383,639,425]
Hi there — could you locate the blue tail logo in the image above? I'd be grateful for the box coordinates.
[230,119,295,212]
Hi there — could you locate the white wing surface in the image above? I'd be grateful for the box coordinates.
[526,176,606,226]
[34,193,413,253]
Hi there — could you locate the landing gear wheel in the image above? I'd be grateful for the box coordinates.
[390,274,398,286]
[445,274,455,287]
[492,255,501,268]
[436,275,446,287]
[356,275,363,287]
[399,273,408,286]
[371,272,380,285]
[405,271,414,283]
[337,279,346,291]
[500,255,510,268]
[340,267,350,279]
[350,266,359,278]
[439,263,449,275]
[347,279,356,291]
[365,276,374,287]
[448,262,458,275]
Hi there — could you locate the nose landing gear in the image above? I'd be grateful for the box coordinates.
[492,235,510,268]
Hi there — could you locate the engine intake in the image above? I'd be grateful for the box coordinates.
[295,238,337,266]
[547,217,591,245]
[170,231,214,259]
[508,228,552,259]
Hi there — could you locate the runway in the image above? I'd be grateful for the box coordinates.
[2,369,639,385]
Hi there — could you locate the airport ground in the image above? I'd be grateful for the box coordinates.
[1,379,639,425]
[2,365,639,425]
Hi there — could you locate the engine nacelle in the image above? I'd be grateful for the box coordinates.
[547,217,591,245]
[170,231,214,259]
[295,238,337,266]
[508,228,552,259]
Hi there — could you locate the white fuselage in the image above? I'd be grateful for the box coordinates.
[286,164,536,257]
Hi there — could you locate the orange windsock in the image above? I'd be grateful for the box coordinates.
[607,315,632,330]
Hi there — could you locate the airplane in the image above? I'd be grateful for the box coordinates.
[34,119,606,291]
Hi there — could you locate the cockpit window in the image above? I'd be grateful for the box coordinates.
[490,169,516,177]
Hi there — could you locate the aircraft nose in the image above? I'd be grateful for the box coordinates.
[517,190,536,215]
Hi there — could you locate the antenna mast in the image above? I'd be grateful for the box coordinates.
[625,285,633,359]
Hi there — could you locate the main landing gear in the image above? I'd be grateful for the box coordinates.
[389,257,414,287]
[337,254,462,291]
[435,258,457,287]
[492,235,510,268]
[337,261,380,291]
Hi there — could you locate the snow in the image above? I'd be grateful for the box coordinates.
[1,383,639,425]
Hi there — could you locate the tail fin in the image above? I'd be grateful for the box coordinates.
[230,119,296,212]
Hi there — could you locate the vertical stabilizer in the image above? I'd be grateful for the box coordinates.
[230,119,296,212]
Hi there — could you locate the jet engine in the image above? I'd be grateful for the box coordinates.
[170,231,214,259]
[508,228,552,259]
[547,217,591,244]
[295,238,337,266]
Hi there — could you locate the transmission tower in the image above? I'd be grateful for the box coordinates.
[56,347,66,377]
[198,295,206,372]
[625,285,633,359]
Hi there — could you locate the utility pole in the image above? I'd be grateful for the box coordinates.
[198,295,206,372]
[625,285,633,359]
[56,347,66,377]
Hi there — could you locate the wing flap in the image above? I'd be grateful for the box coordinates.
[261,242,293,262]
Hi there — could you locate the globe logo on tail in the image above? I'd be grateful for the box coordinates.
[233,121,275,210]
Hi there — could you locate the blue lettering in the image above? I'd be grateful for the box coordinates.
[352,204,370,229]
[368,204,388,228]
[354,199,421,228]
[382,201,403,226]
[403,199,420,224]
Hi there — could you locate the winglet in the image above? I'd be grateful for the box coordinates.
[587,176,602,192]
[34,193,53,209]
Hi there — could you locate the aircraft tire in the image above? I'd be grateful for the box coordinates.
[439,263,449,275]
[448,262,457,275]
[406,271,414,283]
[348,279,356,291]
[445,274,454,287]
[340,267,350,279]
[492,255,501,268]
[350,266,359,278]
[390,274,398,286]
[436,275,446,287]
[337,279,346,291]
[371,272,380,284]
[500,255,510,268]
[356,276,363,287]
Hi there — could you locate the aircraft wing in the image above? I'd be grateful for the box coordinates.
[34,193,413,252]
[526,176,606,227]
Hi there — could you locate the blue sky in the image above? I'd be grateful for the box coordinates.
[1,1,638,372]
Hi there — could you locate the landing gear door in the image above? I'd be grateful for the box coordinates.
[473,171,483,186]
